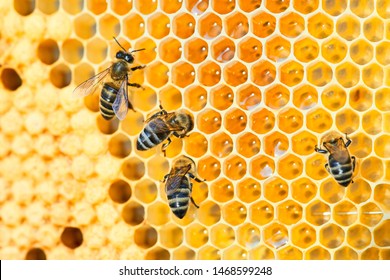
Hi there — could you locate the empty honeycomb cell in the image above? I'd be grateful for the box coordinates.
[198,61,221,86]
[74,13,96,39]
[210,132,233,158]
[122,157,145,181]
[122,201,144,226]
[198,245,220,260]
[108,180,131,204]
[360,202,383,227]
[184,38,208,64]
[61,227,83,249]
[264,132,289,157]
[1,68,22,91]
[279,12,304,38]
[210,85,234,110]
[265,36,291,62]
[263,177,288,203]
[37,39,59,65]
[263,222,288,249]
[222,201,247,226]
[251,60,276,86]
[184,132,208,158]
[251,11,276,38]
[99,14,120,39]
[335,62,360,88]
[159,37,182,63]
[308,13,333,39]
[97,115,120,135]
[184,85,207,112]
[197,108,221,134]
[250,155,275,180]
[108,133,131,158]
[278,154,303,180]
[321,85,346,111]
[225,12,248,39]
[198,200,221,226]
[306,200,331,226]
[62,39,83,64]
[25,248,46,260]
[278,108,303,134]
[134,224,157,249]
[291,177,317,203]
[134,0,157,14]
[238,37,262,63]
[291,131,317,156]
[86,38,108,64]
[374,220,390,247]
[363,63,384,89]
[223,245,247,260]
[146,201,170,226]
[333,201,358,226]
[145,62,169,88]
[364,17,384,42]
[250,200,274,227]
[363,110,382,135]
[145,247,170,260]
[307,62,333,87]
[224,61,248,87]
[198,12,222,39]
[73,63,94,88]
[173,246,196,260]
[50,63,71,89]
[134,179,157,204]
[351,0,374,17]
[347,179,371,204]
[320,223,344,249]
[350,39,374,65]
[224,108,247,134]
[321,37,347,64]
[374,184,390,211]
[280,61,304,87]
[293,37,319,63]
[347,225,372,250]
[123,13,145,40]
[335,108,359,133]
[223,155,247,180]
[14,0,35,15]
[186,223,208,248]
[147,156,169,180]
[171,62,195,88]
[334,246,358,260]
[361,156,384,182]
[160,224,183,248]
[237,178,261,203]
[277,200,303,225]
[237,132,260,158]
[336,14,360,41]
[197,155,221,181]
[210,37,235,63]
[361,247,380,260]
[320,179,345,204]
[291,223,316,249]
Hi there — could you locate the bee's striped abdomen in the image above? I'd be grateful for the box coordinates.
[328,155,353,187]
[100,83,118,120]
[166,177,191,219]
[137,119,170,151]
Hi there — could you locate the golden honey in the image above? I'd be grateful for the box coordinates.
[1,0,390,261]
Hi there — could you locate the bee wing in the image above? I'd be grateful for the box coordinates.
[72,67,111,98]
[112,77,129,120]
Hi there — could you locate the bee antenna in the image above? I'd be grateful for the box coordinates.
[113,36,127,52]
[131,48,146,53]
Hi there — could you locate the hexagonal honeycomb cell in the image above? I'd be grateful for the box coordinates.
[1,0,390,262]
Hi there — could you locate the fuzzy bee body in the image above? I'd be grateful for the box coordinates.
[73,38,145,120]
[163,156,203,219]
[137,106,193,155]
[315,132,356,187]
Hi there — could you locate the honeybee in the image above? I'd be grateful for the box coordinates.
[315,131,356,187]
[162,156,204,219]
[136,105,194,156]
[73,37,145,120]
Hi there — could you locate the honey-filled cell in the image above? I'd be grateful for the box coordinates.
[279,12,305,38]
[172,246,196,260]
[159,37,182,63]
[374,184,390,211]
[185,223,208,248]
[186,0,209,15]
[184,85,207,112]
[277,200,303,225]
[222,201,247,226]
[263,222,289,249]
[237,178,261,203]
[197,156,222,181]
[291,223,316,249]
[293,85,318,110]
[210,85,234,111]
[251,60,276,86]
[198,12,222,39]
[321,37,347,64]
[171,62,195,88]
[172,12,195,39]
[225,12,249,39]
[237,84,262,111]
[321,85,347,111]
[306,200,331,226]
[198,61,221,86]
[335,62,360,88]
[197,108,222,134]
[184,132,208,158]
[223,61,248,87]
[333,201,358,226]
[350,39,374,65]
[251,11,276,38]
[238,37,262,63]
[294,37,320,63]
[223,155,247,181]
[250,201,274,226]
[198,200,221,227]
[250,155,275,181]
[184,38,208,64]
[210,132,233,158]
[198,246,221,260]
[224,108,247,134]
[265,36,291,62]
[308,13,333,39]
[237,132,261,158]
[263,177,289,203]
[237,223,261,250]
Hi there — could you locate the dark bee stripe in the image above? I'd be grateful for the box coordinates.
[166,177,191,219]
[137,119,170,151]
[100,83,118,120]
[329,156,353,187]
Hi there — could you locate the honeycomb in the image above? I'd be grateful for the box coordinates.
[0,0,390,260]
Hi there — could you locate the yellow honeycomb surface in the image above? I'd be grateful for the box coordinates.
[0,0,390,260]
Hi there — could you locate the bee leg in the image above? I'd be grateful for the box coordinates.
[161,137,172,157]
[345,133,352,147]
[161,173,169,183]
[190,196,200,209]
[351,156,356,172]
[315,145,328,154]
[188,172,205,183]
[325,163,331,174]
[130,65,146,72]
[127,82,144,90]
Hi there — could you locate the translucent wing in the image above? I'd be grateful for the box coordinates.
[72,67,111,98]
[112,77,129,120]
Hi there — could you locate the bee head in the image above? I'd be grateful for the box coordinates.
[116,51,135,63]
[175,111,194,133]
[173,156,196,173]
